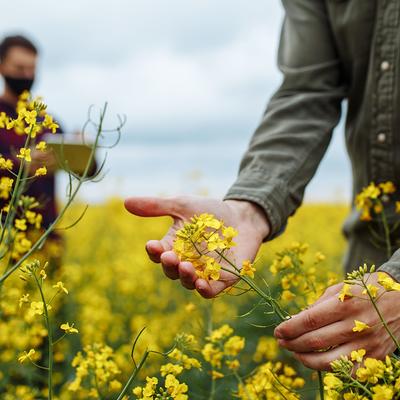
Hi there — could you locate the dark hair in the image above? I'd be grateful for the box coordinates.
[0,35,38,62]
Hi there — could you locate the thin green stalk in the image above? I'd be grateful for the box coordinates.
[362,280,400,350]
[116,351,149,400]
[33,271,53,400]
[318,371,324,400]
[208,375,216,400]
[336,370,373,396]
[0,132,31,249]
[216,251,287,321]
[233,371,252,400]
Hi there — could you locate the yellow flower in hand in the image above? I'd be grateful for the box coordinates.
[352,320,370,332]
[338,283,353,302]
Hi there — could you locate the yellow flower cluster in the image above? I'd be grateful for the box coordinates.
[133,374,189,400]
[0,91,59,138]
[173,213,238,281]
[324,350,400,400]
[355,181,397,221]
[270,241,338,309]
[237,361,305,399]
[253,336,279,363]
[0,176,13,199]
[201,324,245,375]
[69,343,122,396]
[133,334,201,400]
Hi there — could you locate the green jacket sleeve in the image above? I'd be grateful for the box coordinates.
[224,0,347,239]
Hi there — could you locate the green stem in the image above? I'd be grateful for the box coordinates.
[362,280,400,351]
[0,132,31,249]
[216,251,287,321]
[33,272,53,400]
[336,370,373,396]
[233,371,249,398]
[208,375,216,400]
[318,371,324,400]
[116,351,149,400]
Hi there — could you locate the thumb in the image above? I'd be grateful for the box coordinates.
[124,196,181,218]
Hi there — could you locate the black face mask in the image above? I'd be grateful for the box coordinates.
[3,75,34,96]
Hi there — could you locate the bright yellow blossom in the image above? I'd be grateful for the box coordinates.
[377,272,400,291]
[43,114,59,133]
[35,141,47,151]
[16,147,31,162]
[15,218,27,231]
[352,320,370,332]
[350,349,366,363]
[362,284,379,298]
[53,281,69,294]
[60,322,79,334]
[0,157,13,169]
[338,283,353,302]
[18,349,35,363]
[34,166,47,176]
[30,301,52,316]
[240,259,256,278]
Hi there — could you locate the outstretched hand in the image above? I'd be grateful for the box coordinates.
[124,196,270,298]
[274,272,400,370]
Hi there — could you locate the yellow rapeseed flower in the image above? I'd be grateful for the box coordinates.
[160,363,184,377]
[0,157,13,169]
[377,272,400,291]
[18,348,35,363]
[0,177,13,199]
[371,385,394,400]
[338,283,353,302]
[16,148,31,162]
[18,293,30,308]
[379,181,396,194]
[15,218,27,231]
[30,301,52,316]
[240,259,256,278]
[60,322,79,334]
[34,166,47,177]
[35,141,47,151]
[352,320,370,332]
[43,114,59,133]
[350,349,366,363]
[53,281,69,294]
[362,284,379,298]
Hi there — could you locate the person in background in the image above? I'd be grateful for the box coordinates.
[0,35,62,236]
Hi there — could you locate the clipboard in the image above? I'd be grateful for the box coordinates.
[43,134,96,175]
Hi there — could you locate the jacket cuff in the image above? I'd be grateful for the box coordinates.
[223,171,288,241]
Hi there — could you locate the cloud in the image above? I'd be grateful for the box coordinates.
[0,1,351,203]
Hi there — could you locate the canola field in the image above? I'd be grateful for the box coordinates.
[0,200,348,399]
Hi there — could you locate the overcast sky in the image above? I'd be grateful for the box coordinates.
[0,1,351,203]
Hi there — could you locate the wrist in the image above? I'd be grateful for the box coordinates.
[223,199,271,242]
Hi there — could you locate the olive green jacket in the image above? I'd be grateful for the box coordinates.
[224,0,400,281]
